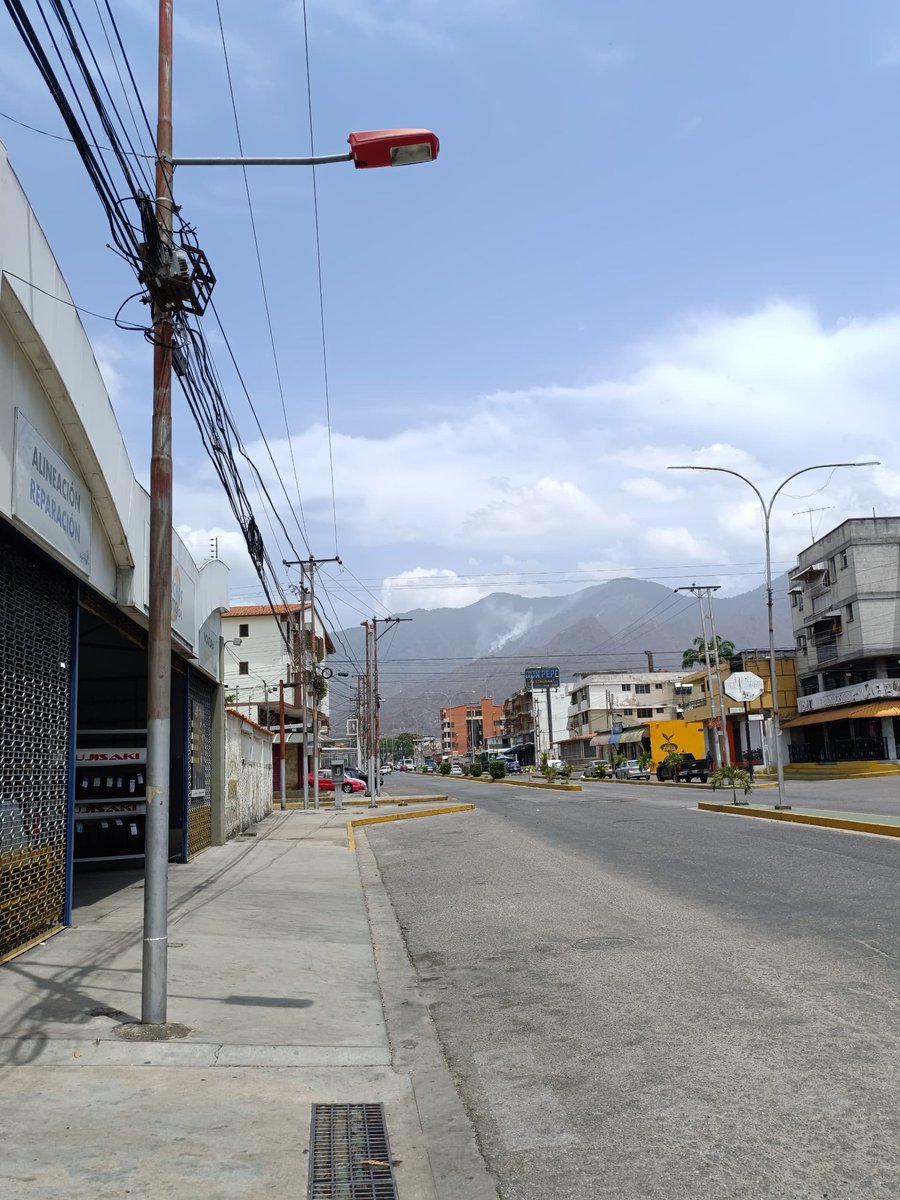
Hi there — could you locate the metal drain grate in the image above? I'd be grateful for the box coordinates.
[308,1103,398,1199]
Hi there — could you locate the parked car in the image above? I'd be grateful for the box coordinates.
[381,763,393,775]
[614,758,651,781]
[504,759,522,774]
[655,754,708,784]
[450,764,463,775]
[581,760,608,779]
[307,772,366,794]
[546,758,565,772]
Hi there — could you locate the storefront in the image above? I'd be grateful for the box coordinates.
[0,147,229,961]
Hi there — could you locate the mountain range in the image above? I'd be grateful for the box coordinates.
[331,576,795,734]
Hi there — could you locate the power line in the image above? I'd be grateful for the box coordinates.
[213,0,311,551]
[299,0,339,556]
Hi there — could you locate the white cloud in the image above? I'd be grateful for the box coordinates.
[382,567,510,610]
[173,298,897,609]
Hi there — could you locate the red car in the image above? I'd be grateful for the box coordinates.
[307,773,366,795]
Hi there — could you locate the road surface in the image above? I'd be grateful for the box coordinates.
[366,776,900,1199]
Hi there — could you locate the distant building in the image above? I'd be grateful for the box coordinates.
[559,670,688,766]
[680,650,797,769]
[502,685,568,765]
[440,698,504,759]
[783,517,900,763]
[221,602,335,790]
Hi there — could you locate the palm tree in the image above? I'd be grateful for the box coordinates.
[681,636,735,670]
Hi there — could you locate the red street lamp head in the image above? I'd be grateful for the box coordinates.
[348,128,439,169]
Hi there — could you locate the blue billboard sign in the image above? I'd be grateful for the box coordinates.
[524,667,560,688]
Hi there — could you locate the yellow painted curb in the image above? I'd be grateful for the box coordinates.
[346,804,475,848]
[698,801,900,838]
[496,778,582,792]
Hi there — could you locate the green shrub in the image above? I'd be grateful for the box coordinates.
[560,762,572,780]
[488,759,506,779]
[592,761,609,779]
[461,763,470,776]
[439,760,451,776]
[470,760,483,777]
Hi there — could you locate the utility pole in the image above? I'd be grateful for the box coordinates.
[371,616,412,796]
[142,0,175,1027]
[284,555,340,812]
[676,585,730,768]
[362,621,375,806]
[278,679,286,810]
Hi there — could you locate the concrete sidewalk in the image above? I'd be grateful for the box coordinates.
[0,805,496,1200]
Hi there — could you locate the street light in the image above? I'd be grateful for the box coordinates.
[168,128,439,170]
[668,461,879,810]
[141,0,440,1028]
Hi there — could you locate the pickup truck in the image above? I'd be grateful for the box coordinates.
[656,753,709,783]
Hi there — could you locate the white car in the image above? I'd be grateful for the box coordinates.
[380,763,393,775]
[546,758,565,772]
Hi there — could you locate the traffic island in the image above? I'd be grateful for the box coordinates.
[698,800,900,838]
[346,804,476,849]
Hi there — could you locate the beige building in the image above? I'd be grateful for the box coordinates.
[783,518,900,763]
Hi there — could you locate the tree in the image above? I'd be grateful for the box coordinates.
[681,636,735,670]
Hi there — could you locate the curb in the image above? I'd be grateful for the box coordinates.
[698,800,900,838]
[347,804,476,850]
[496,778,582,792]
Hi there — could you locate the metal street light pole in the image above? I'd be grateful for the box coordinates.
[142,0,175,1028]
[668,461,879,810]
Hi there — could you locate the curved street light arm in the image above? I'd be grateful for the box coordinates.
[765,462,880,522]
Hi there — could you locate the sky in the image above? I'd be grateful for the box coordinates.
[3,0,900,634]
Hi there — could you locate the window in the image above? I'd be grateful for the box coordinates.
[823,570,831,588]
[654,683,663,690]
[799,595,804,611]
[238,661,249,675]
[620,683,632,692]
[791,592,798,608]
[239,623,249,637]
[622,708,634,716]
[654,707,664,714]
[796,636,807,655]
[840,550,848,569]
[635,683,650,694]
[846,602,854,623]
[637,708,652,718]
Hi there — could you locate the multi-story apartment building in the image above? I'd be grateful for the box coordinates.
[221,602,334,788]
[502,685,569,764]
[784,517,900,762]
[440,697,504,760]
[560,670,688,765]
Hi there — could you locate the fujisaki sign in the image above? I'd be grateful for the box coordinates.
[12,409,91,572]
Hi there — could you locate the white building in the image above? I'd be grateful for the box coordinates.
[221,602,334,790]
[559,670,689,765]
[0,144,236,963]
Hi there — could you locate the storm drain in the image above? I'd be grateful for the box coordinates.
[308,1103,398,1199]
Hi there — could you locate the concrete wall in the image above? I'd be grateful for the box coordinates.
[224,710,273,839]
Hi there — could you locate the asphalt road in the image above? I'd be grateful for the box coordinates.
[365,776,900,1200]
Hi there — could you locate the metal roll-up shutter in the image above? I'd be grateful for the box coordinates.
[0,524,74,961]
[187,669,214,857]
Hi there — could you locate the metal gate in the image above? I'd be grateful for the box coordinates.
[0,527,74,961]
[187,670,213,857]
